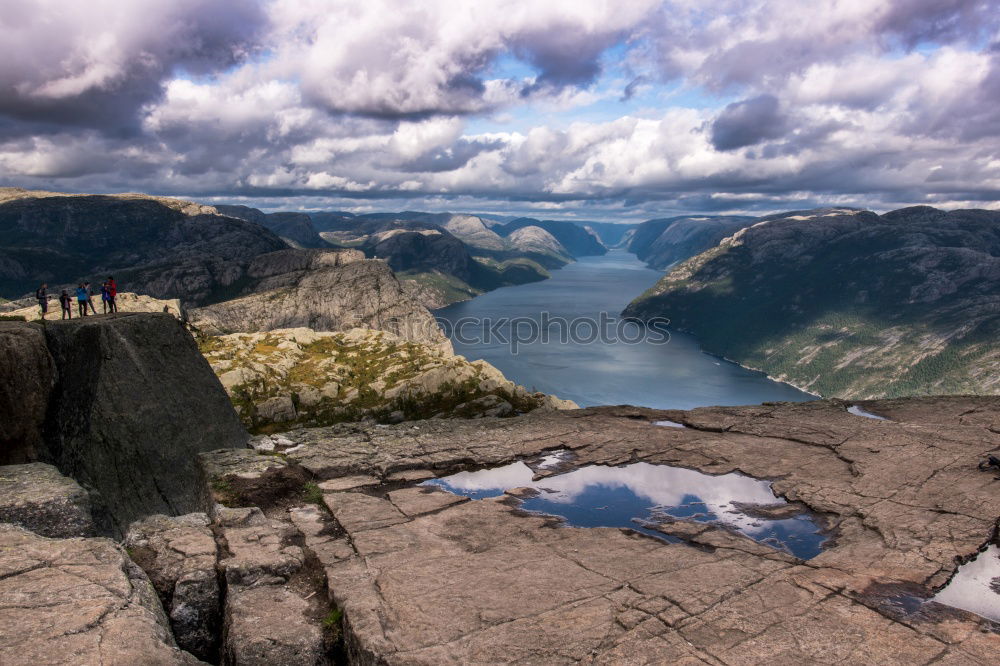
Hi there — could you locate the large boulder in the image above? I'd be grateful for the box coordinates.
[0,524,201,665]
[125,513,221,662]
[0,462,93,537]
[41,313,248,535]
[0,322,54,463]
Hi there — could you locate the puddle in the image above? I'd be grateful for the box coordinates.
[653,420,687,428]
[932,545,1000,622]
[848,405,889,420]
[423,459,828,559]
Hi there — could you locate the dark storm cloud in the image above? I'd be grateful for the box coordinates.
[392,138,506,173]
[710,95,788,151]
[0,0,266,134]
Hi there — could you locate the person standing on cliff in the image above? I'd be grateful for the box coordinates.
[107,276,118,313]
[59,289,72,320]
[35,283,48,319]
[83,281,97,315]
[100,280,111,314]
[75,283,88,317]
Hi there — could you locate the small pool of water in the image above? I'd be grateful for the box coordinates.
[848,405,889,420]
[932,544,1000,622]
[423,455,828,559]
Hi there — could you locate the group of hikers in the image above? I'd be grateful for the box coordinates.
[35,277,119,320]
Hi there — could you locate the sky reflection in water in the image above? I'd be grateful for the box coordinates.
[424,457,827,559]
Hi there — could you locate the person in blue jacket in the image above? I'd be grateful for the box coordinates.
[75,283,89,317]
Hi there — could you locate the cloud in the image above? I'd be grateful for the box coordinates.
[0,0,266,133]
[0,1,998,218]
[710,95,788,151]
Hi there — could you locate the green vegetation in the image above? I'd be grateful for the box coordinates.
[322,608,343,627]
[0,314,26,321]
[302,481,324,505]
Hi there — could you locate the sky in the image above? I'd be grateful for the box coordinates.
[1,0,999,222]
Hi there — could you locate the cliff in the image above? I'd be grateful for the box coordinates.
[188,249,451,348]
[216,204,328,248]
[0,313,247,536]
[628,214,755,269]
[500,216,607,256]
[624,207,1000,398]
[0,188,288,305]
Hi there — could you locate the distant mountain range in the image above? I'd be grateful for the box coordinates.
[624,206,1000,399]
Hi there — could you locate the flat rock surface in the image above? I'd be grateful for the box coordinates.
[0,462,93,537]
[280,397,1000,664]
[0,524,200,665]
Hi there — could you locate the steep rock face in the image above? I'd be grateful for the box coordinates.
[41,313,247,535]
[628,214,754,269]
[0,524,200,665]
[0,188,288,305]
[189,254,449,348]
[577,221,637,247]
[217,205,327,249]
[500,217,607,256]
[625,207,1000,398]
[0,322,54,463]
[506,225,572,264]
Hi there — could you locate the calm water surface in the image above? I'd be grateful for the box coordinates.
[436,250,815,409]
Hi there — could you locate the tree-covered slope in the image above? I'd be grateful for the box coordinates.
[624,207,1000,398]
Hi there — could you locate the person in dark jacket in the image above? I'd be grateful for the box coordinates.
[75,284,88,317]
[100,281,111,314]
[84,281,97,315]
[59,290,72,320]
[35,283,48,319]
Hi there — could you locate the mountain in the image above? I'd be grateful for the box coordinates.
[216,205,327,248]
[0,188,288,305]
[506,225,572,264]
[623,207,1000,398]
[435,214,508,251]
[628,215,755,269]
[499,217,607,256]
[571,220,637,247]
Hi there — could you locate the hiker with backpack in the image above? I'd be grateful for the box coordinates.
[59,290,72,320]
[75,283,88,317]
[35,283,48,319]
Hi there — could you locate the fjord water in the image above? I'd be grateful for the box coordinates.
[436,249,815,409]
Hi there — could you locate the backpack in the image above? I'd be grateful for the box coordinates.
[35,287,44,300]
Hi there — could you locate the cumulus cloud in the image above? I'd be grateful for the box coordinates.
[0,0,998,216]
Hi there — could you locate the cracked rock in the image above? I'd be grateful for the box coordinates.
[0,462,94,537]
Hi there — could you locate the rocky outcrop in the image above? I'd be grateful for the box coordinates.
[188,251,449,348]
[198,327,576,432]
[7,291,183,321]
[0,322,54,463]
[36,313,247,535]
[0,524,201,665]
[628,214,755,269]
[625,207,1000,398]
[0,188,288,305]
[499,217,607,256]
[217,205,327,249]
[125,513,221,661]
[0,463,93,537]
[197,396,1000,664]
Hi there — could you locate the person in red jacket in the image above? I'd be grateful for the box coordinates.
[107,276,118,313]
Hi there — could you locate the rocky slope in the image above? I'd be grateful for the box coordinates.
[217,204,328,248]
[0,188,288,305]
[1,314,246,536]
[576,220,637,247]
[5,291,182,320]
[628,214,755,269]
[188,248,449,348]
[624,207,1000,398]
[199,327,576,432]
[437,214,508,251]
